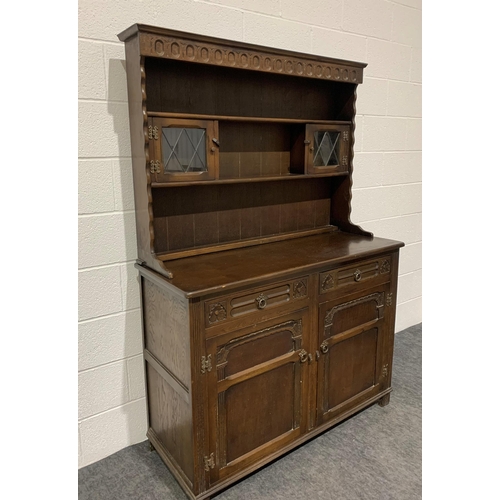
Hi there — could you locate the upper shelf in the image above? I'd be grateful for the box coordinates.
[147,112,352,126]
[118,24,371,268]
[151,172,348,188]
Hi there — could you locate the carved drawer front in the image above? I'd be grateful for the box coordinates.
[204,276,309,329]
[319,255,392,295]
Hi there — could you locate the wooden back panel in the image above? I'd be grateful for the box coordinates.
[152,178,333,255]
[145,58,356,121]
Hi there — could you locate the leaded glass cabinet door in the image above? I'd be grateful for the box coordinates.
[148,118,219,182]
[305,124,350,175]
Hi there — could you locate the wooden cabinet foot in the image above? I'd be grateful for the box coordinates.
[378,394,391,407]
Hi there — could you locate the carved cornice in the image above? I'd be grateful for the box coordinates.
[138,32,364,83]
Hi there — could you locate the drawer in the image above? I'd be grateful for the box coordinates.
[204,276,309,330]
[319,255,392,295]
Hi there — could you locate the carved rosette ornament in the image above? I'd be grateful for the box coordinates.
[293,279,307,299]
[208,303,227,324]
[321,273,335,291]
[380,259,391,274]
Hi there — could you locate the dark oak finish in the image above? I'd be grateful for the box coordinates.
[118,24,404,500]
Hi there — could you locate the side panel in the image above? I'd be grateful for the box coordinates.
[143,278,191,388]
[140,273,194,488]
[124,39,154,264]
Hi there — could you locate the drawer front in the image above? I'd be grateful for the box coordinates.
[319,255,392,295]
[204,276,309,330]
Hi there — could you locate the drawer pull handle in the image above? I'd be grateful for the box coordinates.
[255,293,268,309]
[320,341,329,354]
[353,269,362,282]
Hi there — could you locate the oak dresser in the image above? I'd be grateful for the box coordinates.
[118,24,404,500]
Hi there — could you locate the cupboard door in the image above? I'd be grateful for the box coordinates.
[305,124,350,175]
[205,309,310,484]
[148,117,219,182]
[316,284,390,425]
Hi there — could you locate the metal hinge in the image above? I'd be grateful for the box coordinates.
[150,160,161,174]
[201,355,212,374]
[204,453,215,471]
[386,293,393,306]
[148,125,159,140]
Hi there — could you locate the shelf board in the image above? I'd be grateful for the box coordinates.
[148,111,351,126]
[151,172,348,188]
[156,226,338,261]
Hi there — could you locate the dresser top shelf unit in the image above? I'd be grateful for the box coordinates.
[118,23,374,277]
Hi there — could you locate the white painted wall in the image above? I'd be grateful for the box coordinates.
[78,0,422,468]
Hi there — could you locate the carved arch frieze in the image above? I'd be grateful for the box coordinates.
[139,34,363,83]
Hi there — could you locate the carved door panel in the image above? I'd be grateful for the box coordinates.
[205,309,311,485]
[316,283,390,425]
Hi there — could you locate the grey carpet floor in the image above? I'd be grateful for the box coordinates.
[79,323,422,500]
